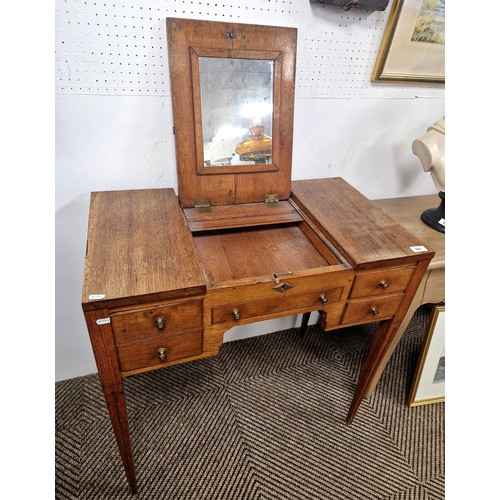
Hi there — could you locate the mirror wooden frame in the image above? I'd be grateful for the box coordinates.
[167,18,297,208]
[190,47,281,175]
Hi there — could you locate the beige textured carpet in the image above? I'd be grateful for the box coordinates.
[55,305,444,499]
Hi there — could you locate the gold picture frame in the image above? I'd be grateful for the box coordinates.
[372,0,445,84]
[407,304,445,406]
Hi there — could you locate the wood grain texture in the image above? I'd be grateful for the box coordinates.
[192,224,330,284]
[111,299,202,344]
[184,200,302,231]
[205,266,353,302]
[349,266,415,299]
[392,259,431,324]
[346,258,431,423]
[211,286,343,325]
[83,308,137,492]
[291,178,435,269]
[347,320,397,423]
[116,329,203,372]
[82,189,206,311]
[203,267,353,339]
[103,390,137,493]
[341,293,403,325]
[83,308,122,389]
[167,18,297,207]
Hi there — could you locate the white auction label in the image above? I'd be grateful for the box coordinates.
[439,218,445,226]
[89,294,106,300]
[96,318,111,325]
[410,245,428,253]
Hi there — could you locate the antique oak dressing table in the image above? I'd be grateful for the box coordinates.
[81,19,435,493]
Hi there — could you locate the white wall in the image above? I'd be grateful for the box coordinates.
[55,0,444,381]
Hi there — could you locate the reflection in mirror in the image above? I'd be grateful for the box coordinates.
[199,57,274,167]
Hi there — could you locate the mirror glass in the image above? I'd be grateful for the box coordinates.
[199,57,274,167]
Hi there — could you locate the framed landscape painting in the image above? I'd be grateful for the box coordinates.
[407,305,445,406]
[372,0,445,84]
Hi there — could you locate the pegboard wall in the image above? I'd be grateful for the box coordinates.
[55,0,444,99]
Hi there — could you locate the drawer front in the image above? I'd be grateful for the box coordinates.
[208,268,353,305]
[212,287,343,325]
[342,294,403,325]
[116,329,202,372]
[111,300,202,344]
[350,267,414,299]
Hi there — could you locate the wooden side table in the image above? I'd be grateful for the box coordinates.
[365,194,445,397]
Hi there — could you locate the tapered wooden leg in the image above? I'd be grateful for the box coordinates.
[346,320,400,424]
[299,312,311,337]
[84,308,138,493]
[103,386,137,494]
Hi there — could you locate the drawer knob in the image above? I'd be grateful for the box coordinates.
[369,306,380,316]
[379,280,389,289]
[157,347,167,360]
[319,294,328,304]
[232,309,241,321]
[154,317,165,329]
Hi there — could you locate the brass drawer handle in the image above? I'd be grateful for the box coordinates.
[232,309,241,321]
[369,306,379,316]
[319,294,328,304]
[154,317,165,329]
[379,280,389,289]
[157,347,167,360]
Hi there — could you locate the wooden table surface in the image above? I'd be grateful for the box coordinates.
[292,179,435,269]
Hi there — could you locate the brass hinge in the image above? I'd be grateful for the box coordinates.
[265,193,279,205]
[194,199,211,213]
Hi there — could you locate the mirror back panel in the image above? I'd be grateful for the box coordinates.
[167,18,297,207]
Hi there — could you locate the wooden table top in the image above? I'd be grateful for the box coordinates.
[373,194,445,270]
[291,178,435,269]
[82,186,443,311]
[82,188,206,311]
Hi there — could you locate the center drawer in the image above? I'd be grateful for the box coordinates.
[212,286,344,325]
[206,268,353,327]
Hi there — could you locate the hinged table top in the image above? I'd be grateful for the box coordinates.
[291,178,435,269]
[82,188,206,311]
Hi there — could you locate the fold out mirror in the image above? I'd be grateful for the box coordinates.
[198,56,274,168]
[167,18,297,207]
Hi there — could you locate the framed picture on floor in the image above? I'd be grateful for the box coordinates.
[407,304,445,406]
[371,0,445,84]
